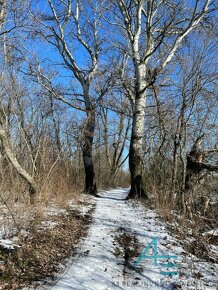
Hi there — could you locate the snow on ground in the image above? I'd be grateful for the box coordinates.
[0,201,80,252]
[39,188,217,290]
[0,205,19,250]
[203,228,218,236]
[69,198,94,217]
[0,238,19,249]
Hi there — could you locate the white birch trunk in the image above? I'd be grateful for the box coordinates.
[128,60,147,198]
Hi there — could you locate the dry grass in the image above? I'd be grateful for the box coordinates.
[0,202,94,290]
[144,184,218,266]
[0,174,93,290]
[149,186,175,222]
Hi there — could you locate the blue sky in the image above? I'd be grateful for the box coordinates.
[26,0,217,161]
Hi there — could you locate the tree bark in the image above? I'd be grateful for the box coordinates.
[0,128,37,203]
[82,83,97,195]
[172,135,180,191]
[128,91,147,199]
[82,110,96,194]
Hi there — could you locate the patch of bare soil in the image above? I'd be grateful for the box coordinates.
[113,227,140,275]
[0,205,94,290]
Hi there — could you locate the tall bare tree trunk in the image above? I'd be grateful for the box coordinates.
[128,74,147,198]
[172,136,180,192]
[82,110,96,194]
[82,84,96,194]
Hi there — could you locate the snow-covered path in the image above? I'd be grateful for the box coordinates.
[49,188,217,290]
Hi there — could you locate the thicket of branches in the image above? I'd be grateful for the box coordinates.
[0,0,217,219]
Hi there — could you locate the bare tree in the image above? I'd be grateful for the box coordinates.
[0,0,37,203]
[27,0,110,194]
[0,108,37,203]
[112,0,214,198]
[183,135,218,216]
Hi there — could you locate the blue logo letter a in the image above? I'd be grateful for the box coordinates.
[134,237,158,267]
